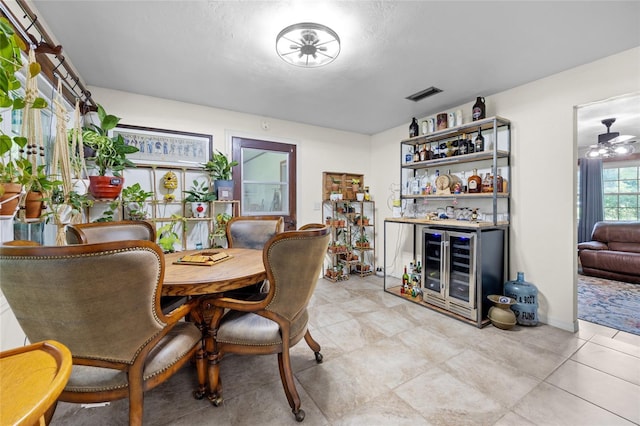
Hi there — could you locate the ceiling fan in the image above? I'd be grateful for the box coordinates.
[586,118,637,158]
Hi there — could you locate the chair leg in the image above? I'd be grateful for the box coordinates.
[303,329,323,363]
[277,349,305,422]
[193,344,207,399]
[207,351,223,406]
[127,371,145,426]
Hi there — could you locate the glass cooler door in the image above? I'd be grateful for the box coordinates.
[422,230,445,298]
[445,231,476,307]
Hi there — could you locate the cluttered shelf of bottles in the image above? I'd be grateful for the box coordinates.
[400,116,511,226]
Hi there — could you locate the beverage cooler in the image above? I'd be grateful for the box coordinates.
[423,227,505,323]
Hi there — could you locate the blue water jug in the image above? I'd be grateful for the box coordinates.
[504,272,538,326]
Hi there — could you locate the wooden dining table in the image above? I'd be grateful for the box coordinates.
[162,248,266,296]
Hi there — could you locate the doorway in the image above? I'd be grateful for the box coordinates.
[231,137,297,230]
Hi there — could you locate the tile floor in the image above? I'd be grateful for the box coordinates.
[51,276,640,425]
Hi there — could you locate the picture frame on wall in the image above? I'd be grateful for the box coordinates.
[112,124,213,168]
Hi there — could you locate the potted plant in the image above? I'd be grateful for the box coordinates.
[183,179,216,218]
[351,178,360,193]
[209,212,232,247]
[204,150,238,198]
[121,183,154,220]
[157,214,186,253]
[355,233,369,248]
[0,18,47,217]
[16,158,61,219]
[74,104,138,199]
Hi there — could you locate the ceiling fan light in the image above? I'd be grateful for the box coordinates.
[587,149,601,158]
[276,22,340,68]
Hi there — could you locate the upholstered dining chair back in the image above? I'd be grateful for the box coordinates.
[225,215,284,249]
[66,220,156,245]
[0,240,204,426]
[262,226,330,321]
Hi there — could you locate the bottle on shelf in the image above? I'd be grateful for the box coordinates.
[405,146,413,164]
[413,146,420,162]
[472,96,486,121]
[402,265,410,294]
[409,118,419,138]
[474,128,484,152]
[458,134,468,155]
[498,169,509,192]
[468,168,481,193]
[482,172,494,193]
[496,168,505,193]
[419,144,428,162]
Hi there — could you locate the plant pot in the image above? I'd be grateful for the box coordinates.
[125,202,148,220]
[191,202,208,218]
[0,183,23,217]
[24,191,45,219]
[356,193,365,201]
[213,179,233,200]
[89,176,124,200]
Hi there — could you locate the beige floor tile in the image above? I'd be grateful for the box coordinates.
[514,381,634,425]
[614,329,640,347]
[331,392,431,425]
[589,333,640,358]
[578,318,618,339]
[441,349,541,408]
[492,410,536,426]
[394,366,505,425]
[546,360,640,423]
[295,357,391,422]
[571,341,640,385]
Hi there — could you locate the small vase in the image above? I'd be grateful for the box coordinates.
[487,295,517,330]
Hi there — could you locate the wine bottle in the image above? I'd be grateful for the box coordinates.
[402,266,410,293]
[472,96,486,121]
[474,128,484,152]
[468,168,481,193]
[409,118,419,138]
[413,146,420,162]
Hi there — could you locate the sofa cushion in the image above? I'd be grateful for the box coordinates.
[591,221,640,245]
[579,250,640,276]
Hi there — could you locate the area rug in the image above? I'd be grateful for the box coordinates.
[577,274,640,335]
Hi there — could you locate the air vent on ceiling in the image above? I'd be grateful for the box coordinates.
[405,86,442,102]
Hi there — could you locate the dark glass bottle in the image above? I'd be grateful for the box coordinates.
[409,118,419,138]
[474,129,484,152]
[472,96,486,121]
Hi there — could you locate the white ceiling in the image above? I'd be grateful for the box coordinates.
[29,1,640,143]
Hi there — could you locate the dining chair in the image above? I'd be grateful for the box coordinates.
[224,215,284,299]
[0,240,205,426]
[299,223,326,230]
[202,226,330,422]
[65,220,156,245]
[65,220,185,313]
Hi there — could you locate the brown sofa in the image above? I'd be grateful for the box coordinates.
[578,221,640,284]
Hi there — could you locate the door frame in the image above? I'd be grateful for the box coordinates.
[230,136,297,230]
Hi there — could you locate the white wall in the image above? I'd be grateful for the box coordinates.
[371,47,640,331]
[89,87,372,229]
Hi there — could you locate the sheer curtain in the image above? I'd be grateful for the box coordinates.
[578,158,604,242]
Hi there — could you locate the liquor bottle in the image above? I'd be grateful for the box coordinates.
[405,146,413,164]
[496,168,505,193]
[419,144,428,161]
[481,172,494,193]
[409,118,419,138]
[413,145,420,162]
[474,128,484,152]
[472,96,486,121]
[467,134,475,153]
[402,266,409,293]
[467,168,481,193]
[459,134,468,155]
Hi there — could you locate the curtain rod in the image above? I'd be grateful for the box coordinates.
[0,0,96,112]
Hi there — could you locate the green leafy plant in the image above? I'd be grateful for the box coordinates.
[0,17,48,185]
[94,200,120,222]
[122,183,153,220]
[16,158,61,193]
[157,214,185,253]
[44,187,93,223]
[73,104,138,176]
[183,179,216,202]
[204,150,238,181]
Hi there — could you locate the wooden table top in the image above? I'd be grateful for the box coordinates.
[162,248,266,296]
[0,340,72,426]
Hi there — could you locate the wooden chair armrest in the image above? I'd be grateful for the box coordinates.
[163,297,199,323]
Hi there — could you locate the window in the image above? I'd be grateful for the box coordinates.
[603,162,639,220]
